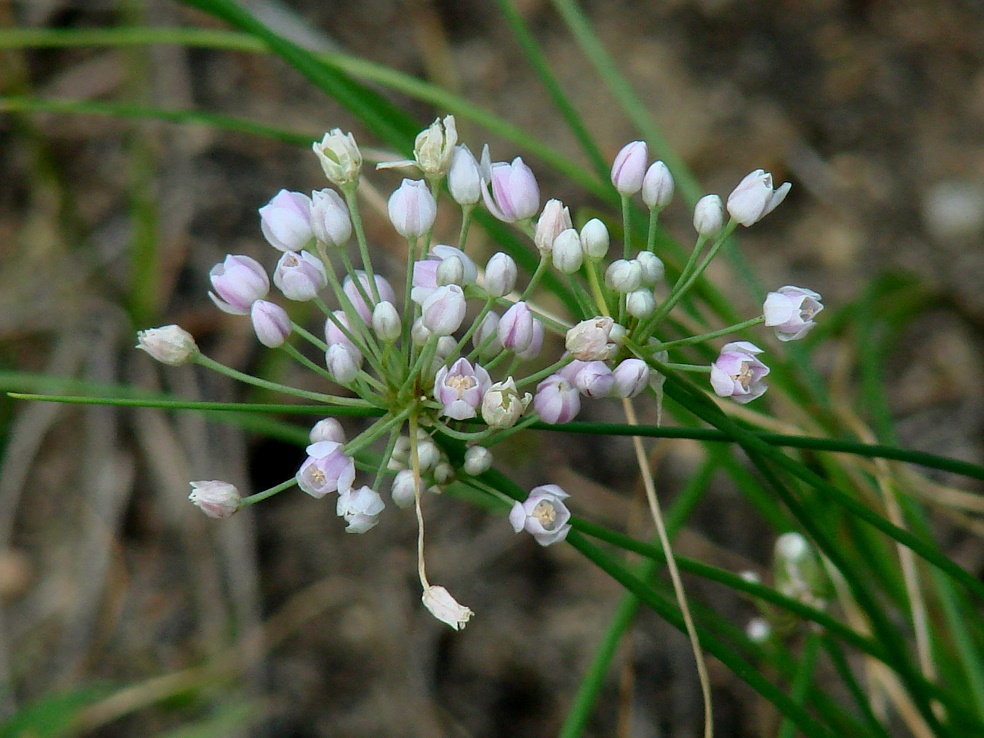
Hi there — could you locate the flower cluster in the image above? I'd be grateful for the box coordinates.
[136,118,821,628]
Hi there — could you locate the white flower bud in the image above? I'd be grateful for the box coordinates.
[636,251,665,285]
[605,259,643,293]
[534,199,573,255]
[310,188,352,247]
[372,301,402,342]
[326,344,360,384]
[433,462,454,485]
[412,318,432,346]
[693,194,725,237]
[473,311,503,358]
[642,160,674,209]
[189,480,241,519]
[391,469,419,509]
[580,218,610,260]
[551,228,584,274]
[625,288,656,318]
[416,440,441,471]
[421,284,467,336]
[309,417,345,444]
[463,446,493,475]
[448,144,481,206]
[436,255,465,286]
[484,252,518,298]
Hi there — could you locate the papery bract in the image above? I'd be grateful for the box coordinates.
[414,115,458,178]
[422,585,473,630]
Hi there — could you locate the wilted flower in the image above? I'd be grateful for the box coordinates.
[509,484,572,546]
[727,169,791,227]
[422,585,473,630]
[481,378,531,429]
[763,286,823,341]
[136,325,197,365]
[710,341,770,404]
[414,115,458,178]
[189,480,241,519]
[313,129,362,187]
[566,317,617,361]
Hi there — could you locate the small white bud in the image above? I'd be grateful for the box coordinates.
[625,288,656,318]
[642,160,674,209]
[693,194,725,237]
[372,301,402,342]
[136,325,197,366]
[580,218,610,260]
[436,255,465,286]
[463,446,493,475]
[416,440,441,471]
[309,418,346,444]
[551,228,584,274]
[484,252,518,298]
[391,469,420,509]
[605,259,643,293]
[636,251,665,285]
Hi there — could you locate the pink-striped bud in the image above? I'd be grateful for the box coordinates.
[310,188,352,247]
[498,301,536,353]
[274,250,327,301]
[421,284,467,336]
[208,254,270,315]
[250,300,291,348]
[534,374,581,424]
[573,360,615,398]
[481,149,540,223]
[259,189,313,252]
[611,358,650,398]
[610,140,648,195]
[136,325,197,365]
[388,179,437,239]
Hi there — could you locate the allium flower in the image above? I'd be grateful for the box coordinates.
[710,341,770,404]
[259,189,314,252]
[481,378,531,429]
[693,194,725,237]
[325,310,362,362]
[208,254,270,315]
[534,198,573,255]
[515,318,544,361]
[414,115,458,178]
[566,317,617,361]
[274,250,327,302]
[313,129,362,187]
[580,218,610,260]
[310,188,352,247]
[390,469,420,509]
[625,289,656,319]
[372,301,401,342]
[610,140,648,195]
[484,252,518,298]
[422,585,473,630]
[573,360,615,398]
[136,325,197,365]
[636,251,665,285]
[551,228,584,274]
[606,259,643,293]
[296,440,356,499]
[189,480,241,519]
[434,358,492,421]
[463,446,493,475]
[421,284,467,336]
[611,358,650,398]
[326,344,360,384]
[642,160,674,209]
[481,149,540,223]
[411,245,477,304]
[388,178,438,239]
[337,485,385,533]
[250,300,291,348]
[727,169,791,227]
[534,374,581,424]
[309,417,346,444]
[343,271,396,323]
[763,286,823,341]
[499,302,536,353]
[509,484,572,546]
[448,144,481,206]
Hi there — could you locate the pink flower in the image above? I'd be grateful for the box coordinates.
[499,302,536,353]
[336,485,385,533]
[388,178,437,239]
[573,360,614,398]
[410,245,477,305]
[296,440,356,499]
[509,484,572,546]
[310,188,352,247]
[421,284,467,336]
[727,169,791,227]
[610,140,648,195]
[208,254,269,315]
[710,341,770,404]
[274,250,327,302]
[250,300,291,348]
[534,374,581,424]
[611,358,650,398]
[480,149,540,223]
[343,271,396,322]
[433,358,492,420]
[259,189,313,252]
[763,286,823,341]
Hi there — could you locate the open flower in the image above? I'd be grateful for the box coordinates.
[727,169,791,227]
[763,286,823,341]
[296,441,356,499]
[509,484,572,546]
[434,358,492,420]
[710,341,770,404]
[337,485,385,533]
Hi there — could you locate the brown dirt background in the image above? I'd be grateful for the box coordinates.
[1,0,983,736]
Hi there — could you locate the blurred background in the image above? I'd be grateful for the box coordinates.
[1,0,983,735]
